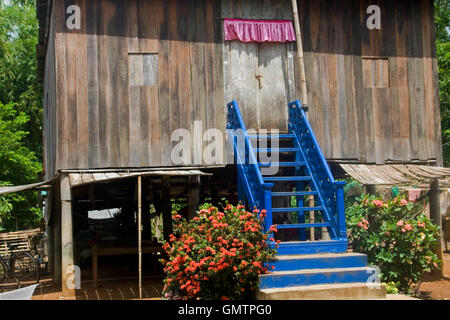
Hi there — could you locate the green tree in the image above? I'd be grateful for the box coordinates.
[0,102,42,231]
[0,0,42,231]
[435,0,450,165]
[0,0,42,158]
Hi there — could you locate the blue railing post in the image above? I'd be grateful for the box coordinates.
[263,183,274,233]
[334,181,347,239]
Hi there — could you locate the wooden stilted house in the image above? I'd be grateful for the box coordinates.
[33,0,443,298]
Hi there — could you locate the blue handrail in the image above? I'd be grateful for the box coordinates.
[227,100,274,231]
[288,100,347,240]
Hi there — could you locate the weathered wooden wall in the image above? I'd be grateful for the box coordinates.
[48,0,224,172]
[42,0,442,177]
[298,0,442,164]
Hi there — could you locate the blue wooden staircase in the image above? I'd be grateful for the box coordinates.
[227,100,384,299]
[226,99,347,254]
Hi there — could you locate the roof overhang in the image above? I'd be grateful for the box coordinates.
[68,170,212,187]
[340,164,450,188]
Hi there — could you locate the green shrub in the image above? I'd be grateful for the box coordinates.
[160,203,278,300]
[347,194,441,295]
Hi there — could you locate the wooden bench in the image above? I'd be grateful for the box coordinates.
[91,243,163,288]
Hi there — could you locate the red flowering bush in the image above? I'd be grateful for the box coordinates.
[347,194,441,295]
[160,203,278,300]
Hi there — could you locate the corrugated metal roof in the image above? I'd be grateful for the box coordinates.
[340,164,450,187]
[68,170,212,187]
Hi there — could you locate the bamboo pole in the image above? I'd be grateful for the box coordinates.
[291,0,308,106]
[138,175,143,299]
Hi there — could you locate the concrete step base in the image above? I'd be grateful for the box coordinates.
[258,282,386,300]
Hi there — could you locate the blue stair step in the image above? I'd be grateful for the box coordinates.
[271,240,348,255]
[258,161,306,167]
[272,191,318,197]
[259,267,377,289]
[270,253,367,272]
[276,222,330,229]
[248,134,295,139]
[263,176,312,182]
[272,206,324,212]
[256,148,299,153]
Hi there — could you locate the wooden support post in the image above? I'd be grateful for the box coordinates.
[137,176,143,300]
[54,184,62,287]
[45,188,54,275]
[60,174,75,299]
[365,184,377,195]
[162,176,172,241]
[291,0,308,105]
[430,179,444,278]
[188,175,201,220]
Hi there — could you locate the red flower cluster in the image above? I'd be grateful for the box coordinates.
[160,203,278,300]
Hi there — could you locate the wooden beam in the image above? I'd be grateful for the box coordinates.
[60,174,75,299]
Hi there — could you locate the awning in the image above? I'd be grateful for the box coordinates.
[340,164,450,188]
[68,170,212,187]
[224,19,296,43]
[0,177,58,196]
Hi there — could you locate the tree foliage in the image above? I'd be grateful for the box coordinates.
[0,0,42,232]
[435,0,450,165]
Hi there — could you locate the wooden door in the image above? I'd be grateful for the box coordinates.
[224,41,296,131]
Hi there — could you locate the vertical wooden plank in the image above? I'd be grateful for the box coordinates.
[137,0,159,53]
[204,0,215,156]
[168,0,181,163]
[64,1,79,168]
[97,0,112,167]
[86,0,100,168]
[429,0,443,165]
[412,1,428,161]
[421,0,437,160]
[178,1,191,161]
[188,1,202,165]
[158,1,170,165]
[363,88,376,163]
[395,1,411,162]
[129,85,142,167]
[117,0,131,167]
[213,0,226,164]
[389,57,403,161]
[127,0,139,53]
[54,0,69,170]
[76,0,89,169]
[149,85,161,165]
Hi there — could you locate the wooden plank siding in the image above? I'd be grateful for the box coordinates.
[43,0,442,178]
[297,0,442,164]
[50,0,225,172]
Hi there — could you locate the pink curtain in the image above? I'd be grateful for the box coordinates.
[224,19,296,43]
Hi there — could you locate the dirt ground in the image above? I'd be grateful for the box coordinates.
[418,250,450,300]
